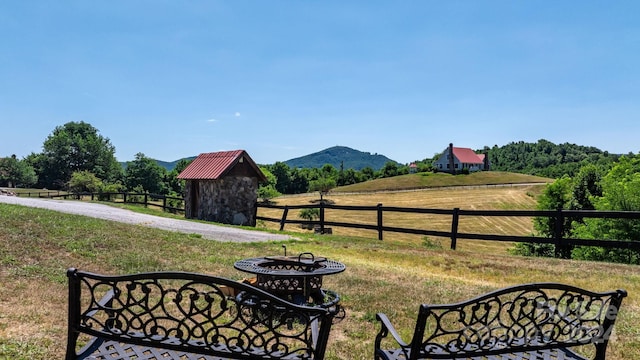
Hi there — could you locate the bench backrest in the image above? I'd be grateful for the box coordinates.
[66,268,336,360]
[410,283,626,359]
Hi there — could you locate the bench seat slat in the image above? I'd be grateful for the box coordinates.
[377,347,588,360]
[81,338,225,359]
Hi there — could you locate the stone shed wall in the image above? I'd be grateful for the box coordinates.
[185,176,259,226]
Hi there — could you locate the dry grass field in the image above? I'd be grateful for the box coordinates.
[258,184,545,253]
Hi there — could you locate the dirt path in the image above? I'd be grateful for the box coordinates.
[0,195,292,243]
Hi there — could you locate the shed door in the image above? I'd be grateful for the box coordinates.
[190,180,199,218]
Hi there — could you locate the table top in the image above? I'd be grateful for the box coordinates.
[234,256,346,277]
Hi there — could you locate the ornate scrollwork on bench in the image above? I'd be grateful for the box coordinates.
[374,283,626,360]
[66,268,337,360]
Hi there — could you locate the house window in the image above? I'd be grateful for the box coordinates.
[455,164,459,169]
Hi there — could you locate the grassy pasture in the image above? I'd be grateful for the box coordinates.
[2,182,639,359]
[334,171,553,192]
[258,184,545,254]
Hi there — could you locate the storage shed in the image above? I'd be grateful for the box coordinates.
[177,150,267,226]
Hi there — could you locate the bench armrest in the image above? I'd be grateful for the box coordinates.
[375,312,410,359]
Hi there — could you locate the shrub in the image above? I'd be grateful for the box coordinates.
[510,242,555,257]
[298,208,320,229]
[165,191,184,214]
[97,182,123,201]
[421,237,443,249]
[127,185,147,204]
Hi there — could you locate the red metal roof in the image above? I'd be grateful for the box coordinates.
[452,147,484,164]
[177,150,266,181]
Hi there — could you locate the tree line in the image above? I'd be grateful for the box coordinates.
[486,139,622,178]
[0,122,190,201]
[515,154,640,264]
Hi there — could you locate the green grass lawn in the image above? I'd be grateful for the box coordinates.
[1,201,639,360]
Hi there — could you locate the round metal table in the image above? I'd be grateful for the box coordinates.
[234,253,346,305]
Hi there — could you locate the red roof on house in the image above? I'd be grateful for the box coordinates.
[452,147,484,164]
[177,150,266,182]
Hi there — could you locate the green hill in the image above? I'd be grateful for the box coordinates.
[333,171,553,193]
[284,146,398,170]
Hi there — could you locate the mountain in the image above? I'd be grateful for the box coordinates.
[284,146,399,171]
[154,157,197,171]
[120,156,196,171]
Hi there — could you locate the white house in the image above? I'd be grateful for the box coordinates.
[433,143,489,173]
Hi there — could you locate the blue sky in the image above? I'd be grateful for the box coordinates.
[1,1,639,165]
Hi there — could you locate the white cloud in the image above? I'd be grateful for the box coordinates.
[234,112,241,117]
[207,119,217,123]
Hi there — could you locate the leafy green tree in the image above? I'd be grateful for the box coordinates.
[166,158,193,195]
[309,177,336,194]
[68,170,102,193]
[380,161,399,178]
[97,182,124,201]
[360,166,375,181]
[288,168,309,194]
[270,162,291,194]
[535,176,574,241]
[0,155,37,188]
[35,121,121,189]
[124,153,167,194]
[257,167,281,202]
[512,177,573,258]
[570,164,603,211]
[339,168,361,186]
[320,164,339,182]
[572,155,640,263]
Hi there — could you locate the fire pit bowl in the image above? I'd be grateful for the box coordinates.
[234,253,345,303]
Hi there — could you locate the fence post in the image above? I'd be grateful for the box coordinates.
[144,194,148,207]
[450,208,460,250]
[163,196,167,211]
[123,192,127,203]
[377,203,383,240]
[320,201,325,234]
[279,206,289,231]
[554,208,566,258]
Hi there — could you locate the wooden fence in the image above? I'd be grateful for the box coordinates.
[14,191,640,255]
[16,191,185,214]
[256,202,640,254]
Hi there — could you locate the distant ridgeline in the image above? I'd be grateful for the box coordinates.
[120,157,197,171]
[283,146,399,171]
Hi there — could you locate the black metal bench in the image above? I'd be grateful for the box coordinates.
[66,268,339,360]
[374,283,626,360]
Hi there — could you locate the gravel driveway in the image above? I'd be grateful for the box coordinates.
[0,195,292,242]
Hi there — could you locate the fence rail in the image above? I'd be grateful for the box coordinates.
[256,202,640,255]
[15,191,185,214]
